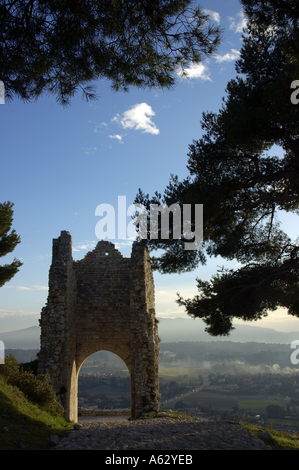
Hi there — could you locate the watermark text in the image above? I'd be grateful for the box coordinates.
[290,81,299,105]
[0,81,4,104]
[290,340,299,365]
[0,341,4,364]
[95,196,203,251]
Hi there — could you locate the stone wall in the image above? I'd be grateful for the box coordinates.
[38,231,160,422]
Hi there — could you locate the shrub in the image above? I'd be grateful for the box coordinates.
[0,355,64,415]
[266,404,285,419]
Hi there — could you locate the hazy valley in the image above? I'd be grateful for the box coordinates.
[3,317,299,432]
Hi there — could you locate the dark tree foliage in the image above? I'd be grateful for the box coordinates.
[0,202,22,288]
[0,0,222,105]
[135,0,299,336]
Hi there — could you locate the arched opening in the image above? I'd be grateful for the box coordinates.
[78,351,131,413]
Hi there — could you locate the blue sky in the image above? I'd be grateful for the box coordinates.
[1,0,299,335]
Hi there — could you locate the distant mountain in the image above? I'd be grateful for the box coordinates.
[1,318,299,350]
[157,317,299,344]
[0,326,40,349]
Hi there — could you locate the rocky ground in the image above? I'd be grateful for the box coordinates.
[54,414,271,450]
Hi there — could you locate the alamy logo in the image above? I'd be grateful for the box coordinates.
[95,196,203,251]
[290,81,299,105]
[0,81,4,104]
[290,340,299,365]
[0,341,4,364]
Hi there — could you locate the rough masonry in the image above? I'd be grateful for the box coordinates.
[38,231,160,422]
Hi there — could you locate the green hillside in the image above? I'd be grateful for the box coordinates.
[0,359,73,450]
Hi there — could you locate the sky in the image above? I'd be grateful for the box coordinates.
[1,0,299,337]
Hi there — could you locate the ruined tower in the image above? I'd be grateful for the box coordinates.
[38,231,160,422]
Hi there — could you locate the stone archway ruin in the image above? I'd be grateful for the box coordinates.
[38,231,160,422]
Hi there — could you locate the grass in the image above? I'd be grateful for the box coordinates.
[0,376,74,450]
[241,422,299,450]
[139,410,299,450]
[238,398,285,411]
[159,365,203,383]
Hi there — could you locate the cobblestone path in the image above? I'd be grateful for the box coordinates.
[54,416,271,451]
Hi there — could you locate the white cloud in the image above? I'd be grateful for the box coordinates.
[5,285,48,291]
[112,103,160,135]
[84,147,97,155]
[5,286,32,291]
[203,9,220,24]
[215,49,240,63]
[229,10,248,33]
[72,240,96,252]
[177,62,211,81]
[115,240,135,250]
[108,134,123,144]
[94,122,108,133]
[0,309,40,318]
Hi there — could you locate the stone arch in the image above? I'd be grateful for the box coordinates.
[38,232,160,422]
[73,345,132,419]
[77,345,131,376]
[77,348,131,377]
[77,347,132,412]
